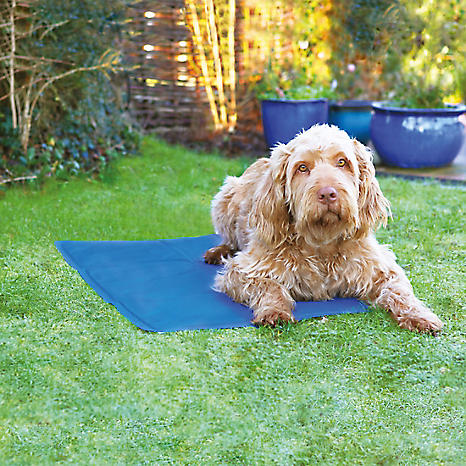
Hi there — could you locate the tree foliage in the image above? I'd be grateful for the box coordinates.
[327,0,465,106]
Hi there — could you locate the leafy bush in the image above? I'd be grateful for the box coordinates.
[327,0,396,100]
[255,69,338,101]
[0,0,140,184]
[384,0,465,108]
[327,0,465,107]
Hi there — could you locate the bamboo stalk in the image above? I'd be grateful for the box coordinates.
[186,0,221,130]
[227,0,236,131]
[20,69,34,151]
[206,0,228,127]
[9,0,17,129]
[241,4,249,73]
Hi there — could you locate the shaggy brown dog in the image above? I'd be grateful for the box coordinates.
[204,125,443,333]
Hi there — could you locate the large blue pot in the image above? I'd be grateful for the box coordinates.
[261,99,328,148]
[371,102,466,168]
[329,100,372,143]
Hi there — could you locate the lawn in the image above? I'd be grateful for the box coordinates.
[0,137,464,464]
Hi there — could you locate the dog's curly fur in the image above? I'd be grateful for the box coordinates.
[205,125,443,333]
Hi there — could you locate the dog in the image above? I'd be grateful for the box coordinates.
[204,124,443,333]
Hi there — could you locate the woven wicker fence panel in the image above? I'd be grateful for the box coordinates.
[125,1,294,145]
[125,0,203,138]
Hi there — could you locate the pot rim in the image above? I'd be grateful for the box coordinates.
[330,99,372,108]
[372,101,466,115]
[260,98,328,104]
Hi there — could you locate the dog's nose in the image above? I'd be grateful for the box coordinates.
[317,186,338,204]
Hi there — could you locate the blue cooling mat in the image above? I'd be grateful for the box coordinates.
[55,234,368,332]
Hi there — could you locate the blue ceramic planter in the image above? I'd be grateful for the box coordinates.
[261,99,328,148]
[371,102,466,168]
[329,100,372,143]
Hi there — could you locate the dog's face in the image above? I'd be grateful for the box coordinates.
[250,125,390,247]
[285,132,361,245]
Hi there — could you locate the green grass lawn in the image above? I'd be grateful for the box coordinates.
[1,137,465,464]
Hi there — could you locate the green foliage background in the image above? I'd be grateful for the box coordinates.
[328,0,465,106]
[256,0,464,107]
[1,0,464,180]
[0,0,139,182]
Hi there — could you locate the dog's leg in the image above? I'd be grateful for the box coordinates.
[214,265,295,326]
[205,176,242,264]
[206,159,270,265]
[368,265,443,333]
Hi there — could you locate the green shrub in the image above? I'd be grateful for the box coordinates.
[0,0,140,184]
[385,0,465,107]
[327,0,396,100]
[327,0,465,107]
[255,69,338,101]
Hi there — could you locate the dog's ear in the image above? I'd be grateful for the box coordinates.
[248,144,290,247]
[353,139,391,233]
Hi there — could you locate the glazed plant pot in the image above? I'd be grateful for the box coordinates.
[261,99,328,148]
[329,100,372,143]
[371,102,466,168]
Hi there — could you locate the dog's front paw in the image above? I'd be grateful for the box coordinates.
[397,308,444,334]
[252,309,296,327]
[204,244,234,264]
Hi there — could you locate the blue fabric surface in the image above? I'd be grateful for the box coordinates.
[55,234,368,332]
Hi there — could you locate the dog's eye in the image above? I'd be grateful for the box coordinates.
[337,158,346,167]
[297,164,308,173]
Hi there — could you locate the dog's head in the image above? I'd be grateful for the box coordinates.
[249,124,390,247]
